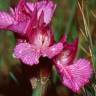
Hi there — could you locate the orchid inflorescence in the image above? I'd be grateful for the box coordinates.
[0,0,92,93]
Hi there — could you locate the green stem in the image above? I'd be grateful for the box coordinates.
[31,77,50,96]
[30,57,52,96]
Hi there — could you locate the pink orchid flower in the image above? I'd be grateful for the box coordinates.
[0,0,56,34]
[0,0,63,65]
[53,35,92,92]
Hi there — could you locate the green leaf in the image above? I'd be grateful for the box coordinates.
[52,66,60,84]
[85,85,96,96]
[65,0,77,36]
[92,47,96,69]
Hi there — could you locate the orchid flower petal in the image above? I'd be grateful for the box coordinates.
[15,0,31,21]
[14,43,40,65]
[54,39,78,66]
[8,21,29,34]
[60,34,67,43]
[7,0,32,34]
[39,1,56,24]
[59,59,92,92]
[0,0,30,34]
[42,42,63,58]
[0,11,15,29]
[27,0,56,24]
[26,22,54,48]
[26,3,34,12]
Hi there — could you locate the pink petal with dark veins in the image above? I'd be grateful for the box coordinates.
[37,1,56,24]
[26,3,34,12]
[0,11,15,29]
[0,0,30,35]
[58,59,92,92]
[27,0,56,24]
[14,43,40,66]
[15,0,31,22]
[54,39,78,66]
[8,21,28,34]
[26,20,54,48]
[42,42,63,58]
[7,0,31,34]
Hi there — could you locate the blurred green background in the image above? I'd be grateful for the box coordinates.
[0,0,96,96]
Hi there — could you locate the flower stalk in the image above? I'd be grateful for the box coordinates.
[29,57,52,96]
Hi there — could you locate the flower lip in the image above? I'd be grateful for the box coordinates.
[14,41,63,65]
[61,59,93,92]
